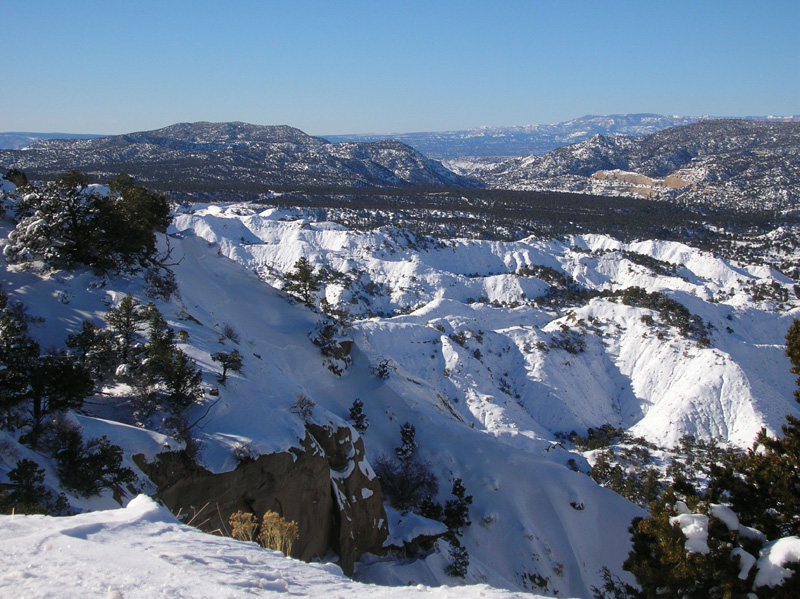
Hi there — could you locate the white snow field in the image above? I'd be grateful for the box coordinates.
[1,198,799,597]
[172,203,800,448]
[0,495,536,599]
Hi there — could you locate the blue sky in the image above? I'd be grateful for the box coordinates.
[2,0,798,135]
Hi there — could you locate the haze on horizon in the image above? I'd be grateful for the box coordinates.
[2,0,798,137]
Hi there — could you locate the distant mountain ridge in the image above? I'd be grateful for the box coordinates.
[0,131,104,150]
[0,121,476,190]
[326,114,800,159]
[458,119,800,211]
[5,113,798,157]
[3,117,800,211]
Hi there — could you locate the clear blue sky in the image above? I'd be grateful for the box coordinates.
[2,0,798,135]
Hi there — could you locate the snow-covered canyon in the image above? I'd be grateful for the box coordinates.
[2,196,799,597]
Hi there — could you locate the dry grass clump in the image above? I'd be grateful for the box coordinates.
[228,510,258,542]
[228,509,299,555]
[258,510,299,555]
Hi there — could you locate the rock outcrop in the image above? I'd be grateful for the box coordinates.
[135,424,387,575]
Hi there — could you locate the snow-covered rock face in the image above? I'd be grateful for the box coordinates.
[136,424,388,576]
[171,204,800,449]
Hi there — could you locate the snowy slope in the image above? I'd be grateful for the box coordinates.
[163,220,643,595]
[0,208,640,597]
[2,197,799,597]
[172,204,800,448]
[0,495,536,599]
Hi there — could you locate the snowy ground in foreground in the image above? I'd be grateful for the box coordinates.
[0,496,540,599]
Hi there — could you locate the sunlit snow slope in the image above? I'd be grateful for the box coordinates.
[1,203,640,597]
[3,196,798,598]
[172,204,800,449]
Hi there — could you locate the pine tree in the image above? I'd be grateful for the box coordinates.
[374,422,438,511]
[708,318,800,538]
[284,257,319,304]
[105,295,147,365]
[3,171,170,272]
[396,422,417,463]
[443,478,473,532]
[103,183,171,270]
[211,350,243,383]
[54,431,136,497]
[618,321,800,598]
[6,459,49,507]
[66,320,114,379]
[348,398,368,432]
[441,478,473,579]
[0,287,40,428]
[445,536,470,578]
[25,351,93,448]
[159,347,203,411]
[787,319,800,402]
[418,494,444,521]
[2,168,29,189]
[0,458,68,515]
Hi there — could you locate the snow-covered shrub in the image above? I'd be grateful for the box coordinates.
[571,423,627,450]
[612,286,711,345]
[163,414,204,463]
[370,358,392,380]
[310,317,353,376]
[232,441,259,465]
[218,322,240,344]
[3,171,170,273]
[291,394,315,421]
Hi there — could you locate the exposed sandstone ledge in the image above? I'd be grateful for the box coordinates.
[134,424,388,575]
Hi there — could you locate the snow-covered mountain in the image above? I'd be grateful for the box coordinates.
[2,183,799,596]
[5,117,800,214]
[456,119,800,211]
[0,122,477,190]
[326,114,800,159]
[0,131,104,150]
